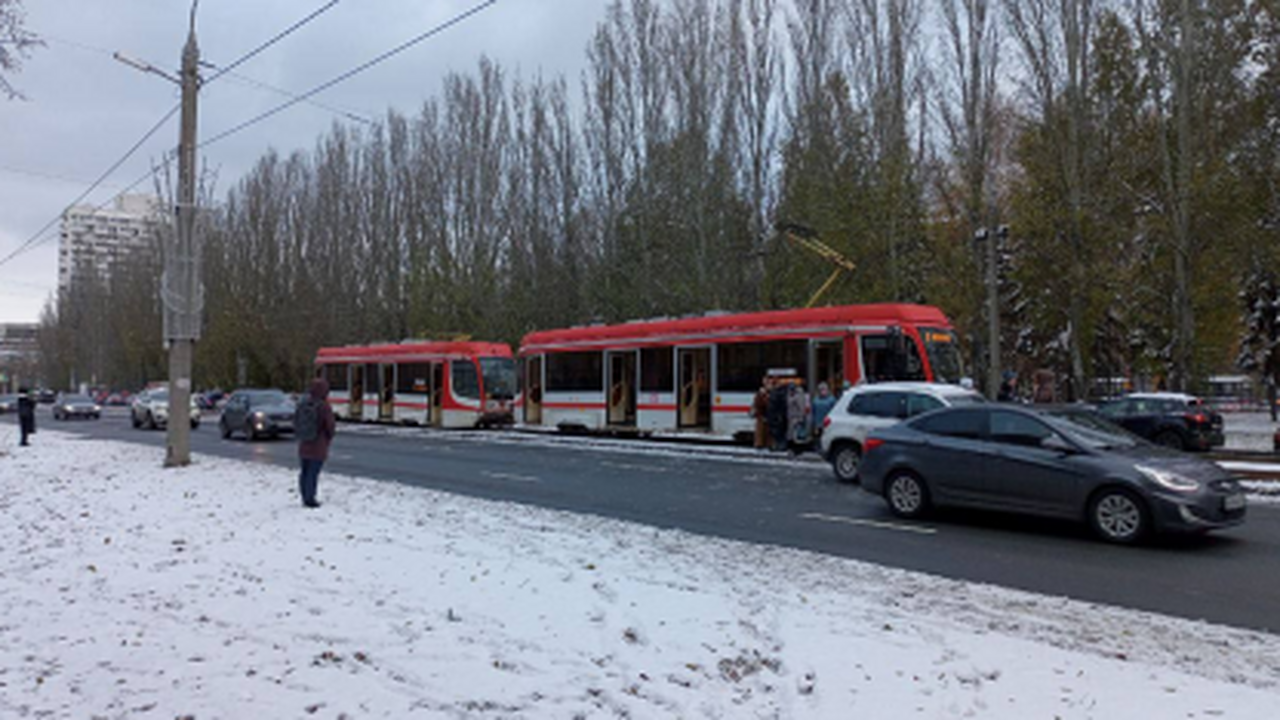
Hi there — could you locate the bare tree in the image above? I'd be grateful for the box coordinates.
[0,0,41,100]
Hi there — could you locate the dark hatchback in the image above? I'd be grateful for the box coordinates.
[1097,393,1224,452]
[859,405,1246,544]
[219,389,296,441]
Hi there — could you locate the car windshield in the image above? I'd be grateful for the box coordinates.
[1045,409,1141,449]
[920,328,963,384]
[480,357,517,400]
[247,390,289,407]
[943,393,985,406]
[150,391,168,402]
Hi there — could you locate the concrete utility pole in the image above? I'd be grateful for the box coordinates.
[164,6,202,467]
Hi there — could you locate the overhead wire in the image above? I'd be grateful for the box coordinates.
[199,0,497,150]
[0,0,345,269]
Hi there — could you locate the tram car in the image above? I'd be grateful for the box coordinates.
[315,341,517,428]
[518,304,962,439]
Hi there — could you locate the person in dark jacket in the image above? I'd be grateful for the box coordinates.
[17,387,36,446]
[766,378,790,451]
[297,378,337,508]
[752,376,772,450]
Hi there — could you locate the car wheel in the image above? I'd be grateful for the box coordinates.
[220,419,231,439]
[885,470,931,519]
[1155,431,1184,451]
[190,420,199,430]
[244,420,258,442]
[830,443,862,483]
[1089,488,1148,544]
[145,411,156,430]
[131,412,142,429]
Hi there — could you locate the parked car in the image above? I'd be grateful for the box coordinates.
[104,393,128,406]
[819,382,986,482]
[859,404,1247,544]
[130,389,201,430]
[36,388,56,404]
[1096,393,1224,452]
[52,393,101,420]
[0,394,17,413]
[219,388,296,441]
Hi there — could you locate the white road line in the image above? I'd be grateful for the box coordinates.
[800,512,937,535]
[482,471,540,483]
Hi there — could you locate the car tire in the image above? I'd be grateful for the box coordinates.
[885,470,931,519]
[220,419,231,439]
[131,412,141,429]
[1154,431,1185,451]
[244,420,258,442]
[190,420,199,430]
[830,442,862,483]
[1088,488,1148,545]
[145,411,156,430]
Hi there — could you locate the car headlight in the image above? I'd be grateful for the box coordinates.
[1135,465,1200,492]
[93,405,101,412]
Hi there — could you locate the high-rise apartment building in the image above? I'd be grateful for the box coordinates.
[58,194,160,296]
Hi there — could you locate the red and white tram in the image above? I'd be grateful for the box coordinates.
[315,341,517,428]
[518,304,963,438]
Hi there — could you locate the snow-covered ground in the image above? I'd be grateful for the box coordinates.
[2,433,1279,719]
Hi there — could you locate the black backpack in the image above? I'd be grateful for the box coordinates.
[295,396,320,442]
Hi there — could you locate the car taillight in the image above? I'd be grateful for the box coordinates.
[822,416,832,429]
[1184,413,1208,425]
[864,438,885,453]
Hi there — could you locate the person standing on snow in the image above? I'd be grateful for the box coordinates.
[295,377,336,508]
[787,382,812,450]
[16,387,36,447]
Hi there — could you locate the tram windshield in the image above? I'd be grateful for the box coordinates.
[480,357,518,400]
[920,328,963,384]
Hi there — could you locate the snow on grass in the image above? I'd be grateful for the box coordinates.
[2,432,1278,719]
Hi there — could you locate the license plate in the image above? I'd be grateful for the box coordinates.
[1223,494,1246,511]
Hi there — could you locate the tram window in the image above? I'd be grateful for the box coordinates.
[546,352,603,392]
[324,364,348,391]
[396,363,430,394]
[717,340,809,392]
[861,334,925,382]
[452,360,481,399]
[365,364,380,394]
[640,348,674,392]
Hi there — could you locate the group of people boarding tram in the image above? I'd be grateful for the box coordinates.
[751,371,837,453]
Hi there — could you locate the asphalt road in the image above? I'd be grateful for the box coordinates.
[7,408,1280,634]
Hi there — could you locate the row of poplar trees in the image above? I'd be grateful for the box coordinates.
[39,0,1280,402]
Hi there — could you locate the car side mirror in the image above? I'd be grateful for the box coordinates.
[1041,435,1075,454]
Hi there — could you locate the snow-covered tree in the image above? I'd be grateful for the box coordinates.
[1237,270,1280,420]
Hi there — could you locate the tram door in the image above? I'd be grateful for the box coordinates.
[379,364,395,421]
[349,364,364,419]
[607,351,637,426]
[813,341,844,393]
[678,347,711,429]
[430,362,445,427]
[525,355,543,425]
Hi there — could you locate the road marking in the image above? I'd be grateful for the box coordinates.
[800,512,937,535]
[601,460,651,472]
[482,471,540,483]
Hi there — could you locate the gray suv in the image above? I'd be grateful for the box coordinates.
[859,405,1246,544]
[219,389,296,441]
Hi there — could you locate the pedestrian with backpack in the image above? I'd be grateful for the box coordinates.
[295,377,336,508]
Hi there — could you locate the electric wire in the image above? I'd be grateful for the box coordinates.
[199,0,497,150]
[0,1,344,269]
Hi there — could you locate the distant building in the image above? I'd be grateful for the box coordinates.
[0,322,39,393]
[58,194,160,296]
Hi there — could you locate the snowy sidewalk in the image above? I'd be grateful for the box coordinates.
[1,433,1278,719]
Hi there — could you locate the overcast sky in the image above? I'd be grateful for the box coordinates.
[0,0,606,323]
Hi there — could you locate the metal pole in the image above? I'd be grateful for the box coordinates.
[165,19,199,468]
[984,227,1002,400]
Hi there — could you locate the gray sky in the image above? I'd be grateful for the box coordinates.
[0,0,606,323]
